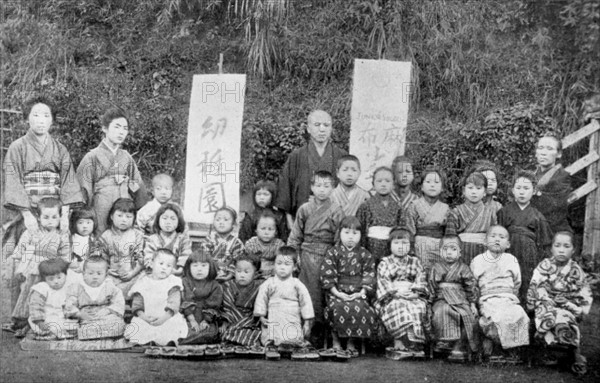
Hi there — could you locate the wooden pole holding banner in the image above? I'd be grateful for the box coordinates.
[349,59,412,190]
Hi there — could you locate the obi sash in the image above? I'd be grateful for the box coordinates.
[23,171,60,205]
[416,226,444,239]
[507,226,536,241]
[368,226,393,240]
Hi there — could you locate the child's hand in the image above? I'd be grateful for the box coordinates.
[22,211,39,234]
[198,320,209,331]
[470,303,479,317]
[95,308,111,318]
[173,266,184,276]
[120,271,136,282]
[396,291,418,300]
[78,311,94,322]
[108,269,120,278]
[189,319,200,332]
[219,322,229,333]
[138,312,156,324]
[33,320,51,335]
[149,313,171,327]
[259,316,270,327]
[302,320,312,339]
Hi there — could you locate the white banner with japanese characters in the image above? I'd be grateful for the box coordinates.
[183,74,245,234]
[349,59,412,190]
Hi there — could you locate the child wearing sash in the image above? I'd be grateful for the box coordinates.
[76,107,147,233]
[329,155,370,216]
[390,156,419,211]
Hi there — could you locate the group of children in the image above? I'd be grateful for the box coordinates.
[2,97,593,373]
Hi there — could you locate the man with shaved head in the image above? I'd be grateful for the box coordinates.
[276,110,347,229]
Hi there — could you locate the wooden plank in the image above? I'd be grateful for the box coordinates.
[565,150,599,175]
[567,180,597,205]
[582,129,600,265]
[562,119,600,149]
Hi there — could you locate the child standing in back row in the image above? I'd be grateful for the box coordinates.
[329,155,370,216]
[239,180,288,243]
[390,156,419,211]
[136,173,175,235]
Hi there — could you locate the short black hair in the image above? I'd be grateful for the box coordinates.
[253,180,277,204]
[276,246,298,264]
[35,197,62,217]
[184,247,218,281]
[336,155,361,170]
[512,169,537,187]
[83,256,109,271]
[70,207,98,236]
[107,198,136,228]
[235,253,260,271]
[311,170,335,185]
[39,258,69,280]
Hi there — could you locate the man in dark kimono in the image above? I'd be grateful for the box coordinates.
[276,110,347,229]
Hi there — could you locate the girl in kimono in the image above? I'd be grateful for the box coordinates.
[239,180,288,243]
[206,206,245,282]
[179,248,223,345]
[357,167,403,264]
[391,156,419,211]
[471,225,529,362]
[220,255,262,348]
[143,203,192,275]
[69,207,105,275]
[498,170,553,301]
[428,236,478,361]
[126,249,188,345]
[376,228,429,360]
[527,231,593,375]
[330,155,370,216]
[404,166,450,272]
[470,160,502,213]
[76,107,147,233]
[531,135,573,233]
[101,198,144,296]
[64,256,126,340]
[10,197,70,334]
[320,216,377,357]
[447,171,497,265]
[244,212,285,279]
[254,246,314,349]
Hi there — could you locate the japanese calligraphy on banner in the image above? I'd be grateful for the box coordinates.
[183,74,246,234]
[349,59,412,190]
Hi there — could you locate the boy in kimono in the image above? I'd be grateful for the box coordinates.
[135,173,175,235]
[76,108,147,233]
[287,170,344,346]
[329,155,370,216]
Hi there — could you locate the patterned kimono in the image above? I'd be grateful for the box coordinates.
[101,228,145,296]
[357,194,403,264]
[76,141,147,233]
[498,202,553,301]
[527,258,592,348]
[205,232,245,282]
[254,276,314,346]
[404,197,450,272]
[244,237,285,278]
[127,274,188,346]
[220,279,262,346]
[429,261,478,351]
[239,205,288,243]
[471,252,529,349]
[70,233,106,274]
[179,277,223,345]
[448,201,497,265]
[532,165,572,234]
[276,141,347,216]
[320,244,377,338]
[287,199,344,322]
[143,231,192,269]
[376,254,430,344]
[391,188,419,211]
[11,229,70,320]
[65,278,126,340]
[330,184,370,216]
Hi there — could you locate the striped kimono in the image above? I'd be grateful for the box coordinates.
[330,184,370,216]
[527,258,592,348]
[244,236,285,279]
[143,231,192,269]
[101,227,145,296]
[205,233,245,282]
[448,201,497,265]
[357,194,403,264]
[376,254,430,344]
[76,141,147,233]
[429,261,479,351]
[220,279,262,346]
[404,197,450,272]
[287,198,344,323]
[391,189,419,211]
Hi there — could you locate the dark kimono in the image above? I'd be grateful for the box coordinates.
[357,194,403,264]
[320,244,377,338]
[220,279,262,346]
[429,261,478,351]
[239,204,288,243]
[275,141,347,216]
[179,277,224,345]
[447,201,497,265]
[532,164,572,234]
[498,202,553,301]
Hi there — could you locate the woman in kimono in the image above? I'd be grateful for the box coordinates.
[531,135,573,234]
[447,172,497,265]
[527,231,593,375]
[76,108,147,233]
[404,166,450,272]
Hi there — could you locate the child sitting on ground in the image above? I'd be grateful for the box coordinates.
[471,225,530,362]
[179,248,223,345]
[220,254,263,348]
[28,259,78,339]
[239,180,288,243]
[64,256,126,340]
[126,249,188,346]
[244,211,285,279]
[329,155,370,216]
[428,236,478,362]
[376,227,430,360]
[205,206,245,283]
[136,173,175,235]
